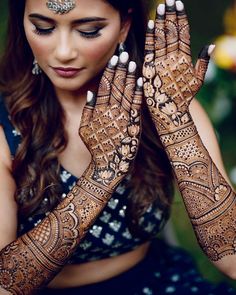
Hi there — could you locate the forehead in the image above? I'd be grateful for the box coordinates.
[24,0,118,19]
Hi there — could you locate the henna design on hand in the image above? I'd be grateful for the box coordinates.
[0,54,142,294]
[143,0,236,262]
[80,52,142,189]
[143,1,210,133]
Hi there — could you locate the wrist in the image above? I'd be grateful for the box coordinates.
[158,119,198,148]
[77,174,113,203]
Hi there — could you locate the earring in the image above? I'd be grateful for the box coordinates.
[32,58,42,75]
[118,42,126,55]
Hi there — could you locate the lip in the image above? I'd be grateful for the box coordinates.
[51,66,82,78]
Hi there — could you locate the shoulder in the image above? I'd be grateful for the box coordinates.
[0,126,12,170]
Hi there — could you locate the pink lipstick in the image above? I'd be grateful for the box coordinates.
[52,67,82,78]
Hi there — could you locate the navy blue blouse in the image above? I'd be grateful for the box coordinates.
[0,95,168,264]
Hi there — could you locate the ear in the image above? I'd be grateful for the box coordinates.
[119,11,132,44]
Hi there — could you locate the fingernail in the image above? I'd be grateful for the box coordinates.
[166,0,175,6]
[148,20,155,30]
[208,44,216,56]
[198,46,210,59]
[109,55,118,67]
[166,0,175,12]
[128,61,137,73]
[87,90,94,103]
[137,77,143,88]
[119,51,129,64]
[157,4,165,15]
[176,1,184,11]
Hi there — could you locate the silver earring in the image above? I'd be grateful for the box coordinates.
[119,42,126,55]
[32,59,42,75]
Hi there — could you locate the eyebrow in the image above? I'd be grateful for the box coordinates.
[28,13,107,24]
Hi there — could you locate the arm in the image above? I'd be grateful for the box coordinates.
[0,128,17,295]
[0,54,142,294]
[143,0,236,278]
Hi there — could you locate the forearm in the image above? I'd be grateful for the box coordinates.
[0,173,112,294]
[158,116,236,262]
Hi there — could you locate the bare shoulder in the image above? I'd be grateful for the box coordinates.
[0,125,17,250]
[0,125,12,169]
[189,98,231,183]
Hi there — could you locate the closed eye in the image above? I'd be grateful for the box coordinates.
[78,28,101,39]
[33,26,55,35]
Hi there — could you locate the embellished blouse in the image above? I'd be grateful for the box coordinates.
[0,95,168,264]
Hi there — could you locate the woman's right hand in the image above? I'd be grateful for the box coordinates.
[79,53,142,190]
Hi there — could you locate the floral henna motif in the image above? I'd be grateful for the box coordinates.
[80,53,142,190]
[0,183,112,294]
[143,2,210,133]
[143,0,236,262]
[161,124,236,261]
[0,55,142,293]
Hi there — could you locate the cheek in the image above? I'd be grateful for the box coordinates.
[25,31,50,60]
[83,35,119,65]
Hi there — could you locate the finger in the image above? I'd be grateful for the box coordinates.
[128,78,143,138]
[176,1,191,62]
[195,45,212,86]
[96,55,118,107]
[143,20,156,81]
[131,78,143,113]
[155,4,167,62]
[121,61,137,113]
[79,91,96,129]
[110,51,129,106]
[145,20,155,57]
[165,0,178,55]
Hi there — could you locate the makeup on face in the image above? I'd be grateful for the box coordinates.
[24,0,130,93]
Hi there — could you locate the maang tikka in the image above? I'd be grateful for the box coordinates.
[46,0,76,15]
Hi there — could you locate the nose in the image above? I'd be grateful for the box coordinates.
[54,30,77,63]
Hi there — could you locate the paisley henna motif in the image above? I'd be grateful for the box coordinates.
[0,54,142,293]
[143,0,236,262]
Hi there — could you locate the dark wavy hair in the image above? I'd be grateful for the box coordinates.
[0,0,174,237]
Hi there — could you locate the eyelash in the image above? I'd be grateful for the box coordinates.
[33,26,101,39]
[33,26,55,35]
[78,29,101,39]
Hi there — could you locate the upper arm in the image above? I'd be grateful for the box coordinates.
[0,125,17,250]
[189,98,232,185]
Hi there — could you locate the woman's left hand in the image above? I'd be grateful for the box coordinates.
[143,0,213,134]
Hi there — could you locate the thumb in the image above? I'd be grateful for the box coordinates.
[79,91,96,130]
[195,44,215,86]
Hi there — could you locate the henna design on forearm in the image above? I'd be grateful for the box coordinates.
[143,0,236,262]
[0,181,112,294]
[0,55,142,293]
[161,123,236,261]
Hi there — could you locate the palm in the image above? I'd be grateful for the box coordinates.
[143,1,210,132]
[79,58,142,189]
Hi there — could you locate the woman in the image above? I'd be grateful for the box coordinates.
[0,0,234,294]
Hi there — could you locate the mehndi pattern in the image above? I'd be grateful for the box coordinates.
[143,0,236,262]
[0,55,142,293]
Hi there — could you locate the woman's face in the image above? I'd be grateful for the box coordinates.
[24,0,131,93]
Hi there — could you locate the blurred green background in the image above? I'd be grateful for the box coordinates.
[1,0,236,289]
